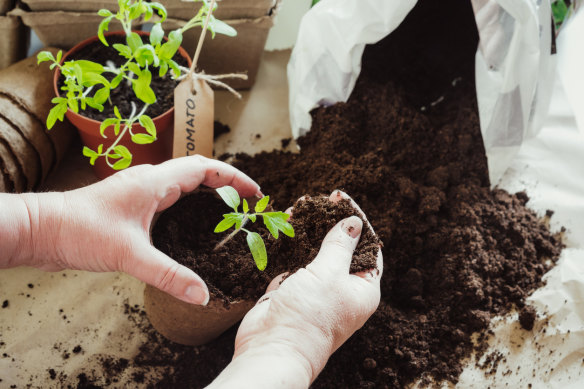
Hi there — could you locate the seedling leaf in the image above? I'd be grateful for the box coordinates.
[216,186,240,212]
[246,232,267,271]
[255,195,269,213]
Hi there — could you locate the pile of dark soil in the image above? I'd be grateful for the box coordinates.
[49,0,562,387]
[152,191,381,303]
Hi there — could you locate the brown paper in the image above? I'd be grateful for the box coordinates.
[158,0,278,20]
[21,0,117,13]
[172,75,214,159]
[0,15,27,70]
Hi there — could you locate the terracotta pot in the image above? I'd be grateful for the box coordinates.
[144,190,260,346]
[53,31,192,179]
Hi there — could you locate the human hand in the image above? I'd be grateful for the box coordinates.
[208,191,383,388]
[13,156,260,305]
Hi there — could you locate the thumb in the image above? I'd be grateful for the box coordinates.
[308,216,363,277]
[125,245,210,305]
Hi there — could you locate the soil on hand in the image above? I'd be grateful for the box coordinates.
[152,191,380,303]
[59,35,188,122]
[40,0,562,387]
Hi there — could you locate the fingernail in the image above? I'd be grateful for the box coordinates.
[255,189,264,198]
[342,216,362,239]
[185,285,209,306]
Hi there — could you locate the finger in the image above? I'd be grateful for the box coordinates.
[266,272,289,293]
[154,155,261,198]
[329,190,376,236]
[124,245,210,305]
[308,216,363,276]
[353,250,384,283]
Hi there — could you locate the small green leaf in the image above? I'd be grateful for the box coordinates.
[37,51,55,64]
[216,186,240,212]
[75,60,104,73]
[98,9,113,17]
[126,32,143,52]
[131,133,155,144]
[263,212,295,238]
[255,195,269,213]
[93,87,110,104]
[112,156,132,170]
[168,59,181,79]
[127,62,142,76]
[139,115,156,137]
[85,98,104,111]
[113,43,133,59]
[149,2,167,22]
[132,70,156,104]
[83,146,100,165]
[243,199,249,214]
[67,96,79,113]
[113,145,131,159]
[248,214,257,223]
[158,61,169,77]
[98,16,113,46]
[159,29,182,60]
[150,23,164,46]
[46,100,68,130]
[214,215,237,233]
[209,18,237,38]
[111,73,124,88]
[246,232,267,271]
[99,118,118,138]
[114,105,122,119]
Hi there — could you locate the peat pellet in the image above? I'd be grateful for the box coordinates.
[0,116,40,190]
[0,138,24,192]
[0,95,55,181]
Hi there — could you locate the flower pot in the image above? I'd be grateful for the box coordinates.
[145,189,266,346]
[53,31,192,179]
[144,284,255,346]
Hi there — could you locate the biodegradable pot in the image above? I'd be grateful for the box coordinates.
[53,31,192,179]
[144,190,263,346]
[144,285,255,346]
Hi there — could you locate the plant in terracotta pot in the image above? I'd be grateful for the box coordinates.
[144,187,382,346]
[37,0,235,178]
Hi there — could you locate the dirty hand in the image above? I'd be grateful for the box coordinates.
[208,191,383,389]
[0,156,260,305]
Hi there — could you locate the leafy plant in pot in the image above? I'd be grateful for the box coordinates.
[145,187,382,346]
[144,186,294,346]
[37,0,236,178]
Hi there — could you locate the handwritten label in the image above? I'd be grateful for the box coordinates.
[173,74,214,159]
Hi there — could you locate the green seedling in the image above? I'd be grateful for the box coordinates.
[213,186,294,271]
[37,0,236,171]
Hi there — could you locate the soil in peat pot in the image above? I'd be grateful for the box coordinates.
[151,191,380,303]
[36,0,563,387]
[58,35,188,121]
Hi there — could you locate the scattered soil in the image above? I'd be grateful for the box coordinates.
[59,35,188,121]
[152,191,380,303]
[213,121,230,139]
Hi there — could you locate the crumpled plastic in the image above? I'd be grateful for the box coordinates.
[288,0,554,186]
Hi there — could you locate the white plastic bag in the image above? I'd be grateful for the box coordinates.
[288,0,554,185]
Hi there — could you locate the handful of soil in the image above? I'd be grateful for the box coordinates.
[152,190,381,305]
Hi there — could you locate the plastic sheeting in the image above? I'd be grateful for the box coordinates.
[288,0,554,185]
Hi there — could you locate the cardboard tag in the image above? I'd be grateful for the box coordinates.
[173,74,214,159]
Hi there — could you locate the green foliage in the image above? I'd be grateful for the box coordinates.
[37,0,236,171]
[311,0,321,7]
[552,0,577,32]
[214,186,294,271]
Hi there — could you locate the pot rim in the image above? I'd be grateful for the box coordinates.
[52,30,193,127]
